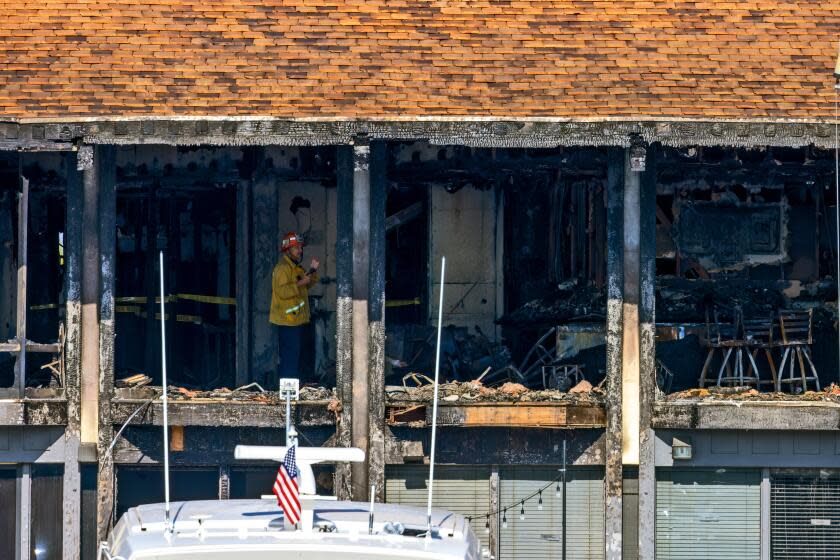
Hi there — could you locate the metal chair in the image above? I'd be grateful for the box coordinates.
[699,307,760,387]
[741,313,777,389]
[775,309,820,392]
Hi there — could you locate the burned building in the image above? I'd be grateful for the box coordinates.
[2,2,840,559]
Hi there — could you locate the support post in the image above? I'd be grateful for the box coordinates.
[334,145,355,500]
[80,145,100,447]
[760,468,770,560]
[351,139,371,501]
[367,141,387,501]
[489,466,500,560]
[638,144,658,560]
[19,463,31,560]
[235,179,252,386]
[95,145,117,543]
[605,147,625,560]
[63,153,85,560]
[13,170,28,398]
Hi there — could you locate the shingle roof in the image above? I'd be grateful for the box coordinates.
[1,1,839,120]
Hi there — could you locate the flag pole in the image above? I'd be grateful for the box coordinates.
[426,256,446,537]
[159,251,171,534]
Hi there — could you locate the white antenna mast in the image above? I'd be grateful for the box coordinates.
[159,251,172,533]
[834,44,840,382]
[426,256,446,537]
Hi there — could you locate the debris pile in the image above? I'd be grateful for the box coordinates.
[499,283,605,325]
[385,323,512,383]
[664,384,840,403]
[115,383,335,403]
[116,373,152,388]
[386,379,605,404]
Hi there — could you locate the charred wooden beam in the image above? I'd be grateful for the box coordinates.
[110,399,336,428]
[13,172,28,397]
[95,145,117,543]
[428,403,606,428]
[334,145,354,500]
[387,427,606,465]
[235,179,252,387]
[385,201,423,232]
[604,147,624,560]
[111,425,334,465]
[0,399,68,425]
[638,144,659,560]
[653,400,840,431]
[63,152,84,560]
[368,140,387,501]
[350,139,371,502]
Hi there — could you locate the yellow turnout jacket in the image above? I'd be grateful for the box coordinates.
[270,254,319,326]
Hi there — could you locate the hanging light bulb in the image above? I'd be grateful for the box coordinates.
[555,480,561,498]
[519,501,525,520]
[502,509,508,529]
[484,517,490,534]
[538,491,544,511]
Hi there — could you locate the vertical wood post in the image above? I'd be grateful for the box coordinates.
[95,145,117,543]
[638,144,658,560]
[63,152,85,560]
[605,147,625,560]
[334,145,355,500]
[367,140,387,501]
[14,169,28,398]
[80,145,100,447]
[350,139,371,501]
[235,179,252,386]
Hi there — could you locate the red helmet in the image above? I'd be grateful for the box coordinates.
[281,232,305,252]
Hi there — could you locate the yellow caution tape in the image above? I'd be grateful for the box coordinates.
[115,305,142,314]
[177,293,236,305]
[114,306,202,324]
[115,294,236,305]
[386,298,422,308]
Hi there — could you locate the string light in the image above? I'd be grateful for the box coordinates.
[462,438,572,526]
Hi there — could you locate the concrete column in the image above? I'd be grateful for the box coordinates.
[367,141,387,501]
[334,146,355,500]
[350,140,371,501]
[94,145,117,543]
[638,144,658,560]
[63,152,84,560]
[760,468,771,560]
[605,147,625,560]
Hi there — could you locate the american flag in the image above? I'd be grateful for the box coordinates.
[273,445,301,526]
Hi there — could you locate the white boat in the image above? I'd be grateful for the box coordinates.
[98,445,484,560]
[98,262,483,559]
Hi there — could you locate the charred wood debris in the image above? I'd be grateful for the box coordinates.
[113,145,840,405]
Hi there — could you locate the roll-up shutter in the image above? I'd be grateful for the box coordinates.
[499,466,605,560]
[656,469,760,560]
[385,465,491,552]
[771,471,840,559]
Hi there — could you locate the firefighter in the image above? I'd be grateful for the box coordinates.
[270,231,320,379]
